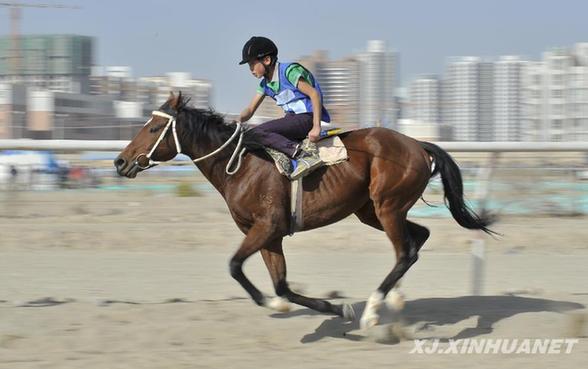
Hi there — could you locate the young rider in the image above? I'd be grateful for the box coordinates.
[237,36,331,179]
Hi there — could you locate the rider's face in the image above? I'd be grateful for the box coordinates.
[248,56,272,79]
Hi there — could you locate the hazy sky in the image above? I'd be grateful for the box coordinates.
[8,0,588,112]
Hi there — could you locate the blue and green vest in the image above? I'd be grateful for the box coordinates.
[260,62,331,122]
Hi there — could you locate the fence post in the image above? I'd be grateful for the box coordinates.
[471,152,499,296]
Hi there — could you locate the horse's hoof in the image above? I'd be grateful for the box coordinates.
[342,304,356,321]
[385,290,405,311]
[360,291,384,330]
[360,314,379,330]
[266,296,291,313]
[366,323,404,344]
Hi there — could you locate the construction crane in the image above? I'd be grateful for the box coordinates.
[0,1,81,79]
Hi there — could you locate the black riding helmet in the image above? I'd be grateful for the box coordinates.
[239,36,278,65]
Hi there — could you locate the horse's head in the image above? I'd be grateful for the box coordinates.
[114,92,189,178]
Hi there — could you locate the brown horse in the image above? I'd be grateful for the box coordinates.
[114,92,493,329]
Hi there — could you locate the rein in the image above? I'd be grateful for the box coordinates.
[135,110,247,174]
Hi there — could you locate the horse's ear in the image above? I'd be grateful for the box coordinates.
[168,91,182,111]
[172,91,189,111]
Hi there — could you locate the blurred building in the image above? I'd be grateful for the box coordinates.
[494,56,523,141]
[90,66,139,101]
[137,72,212,109]
[1,85,143,140]
[27,89,119,140]
[358,40,398,129]
[0,34,94,94]
[444,57,494,141]
[437,43,588,142]
[407,75,441,124]
[479,61,495,141]
[0,33,214,140]
[521,43,588,142]
[92,68,213,110]
[521,61,545,141]
[299,50,360,130]
[0,83,26,139]
[317,56,360,130]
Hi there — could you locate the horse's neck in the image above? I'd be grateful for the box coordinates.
[194,155,232,196]
[182,130,235,197]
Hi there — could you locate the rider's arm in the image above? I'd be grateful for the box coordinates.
[297,79,322,142]
[238,93,265,123]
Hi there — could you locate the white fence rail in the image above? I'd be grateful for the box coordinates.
[1,139,588,152]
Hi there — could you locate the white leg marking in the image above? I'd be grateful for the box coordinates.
[385,289,405,311]
[265,296,291,313]
[360,291,384,330]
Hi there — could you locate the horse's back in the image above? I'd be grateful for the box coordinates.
[341,127,429,167]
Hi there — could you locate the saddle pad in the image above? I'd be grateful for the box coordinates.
[317,136,348,165]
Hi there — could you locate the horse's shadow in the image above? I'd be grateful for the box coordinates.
[271,295,585,344]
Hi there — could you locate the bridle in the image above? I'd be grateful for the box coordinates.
[134,111,182,170]
[133,110,246,174]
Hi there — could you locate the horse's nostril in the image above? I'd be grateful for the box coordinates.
[114,157,126,169]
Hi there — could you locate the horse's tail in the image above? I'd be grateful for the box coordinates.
[419,141,496,235]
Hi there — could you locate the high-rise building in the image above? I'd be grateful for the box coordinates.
[444,57,494,141]
[520,61,544,141]
[317,56,360,129]
[0,35,94,94]
[358,40,397,129]
[444,57,480,141]
[494,56,523,141]
[570,43,588,141]
[407,75,440,124]
[479,62,495,141]
[521,43,588,141]
[299,51,360,129]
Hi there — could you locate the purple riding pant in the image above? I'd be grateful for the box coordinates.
[248,112,313,158]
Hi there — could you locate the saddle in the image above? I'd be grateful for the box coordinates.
[264,128,349,178]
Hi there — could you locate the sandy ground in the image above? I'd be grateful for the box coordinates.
[1,188,588,368]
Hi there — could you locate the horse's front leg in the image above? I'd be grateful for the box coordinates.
[229,223,279,307]
[260,239,355,320]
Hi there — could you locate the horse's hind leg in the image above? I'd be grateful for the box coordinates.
[407,220,430,253]
[355,203,430,286]
[356,202,430,252]
[260,239,355,320]
[358,203,426,329]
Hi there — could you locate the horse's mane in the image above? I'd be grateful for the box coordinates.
[159,97,268,159]
[180,107,237,145]
[158,99,238,149]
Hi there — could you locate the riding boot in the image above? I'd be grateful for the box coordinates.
[289,140,323,180]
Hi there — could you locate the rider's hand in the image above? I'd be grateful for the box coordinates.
[308,127,321,143]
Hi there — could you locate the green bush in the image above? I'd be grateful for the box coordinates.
[175,182,201,197]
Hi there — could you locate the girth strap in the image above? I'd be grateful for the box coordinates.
[289,178,304,235]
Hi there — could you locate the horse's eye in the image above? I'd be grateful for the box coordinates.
[149,125,162,133]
